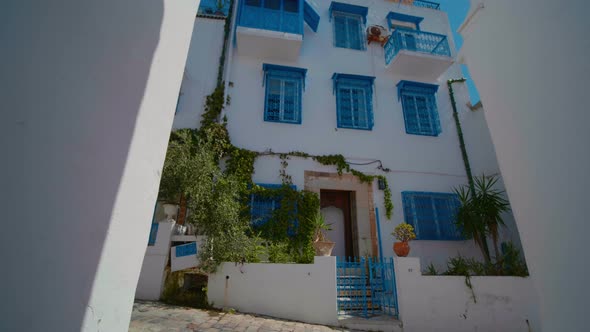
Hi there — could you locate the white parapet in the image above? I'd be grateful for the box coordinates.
[208,256,338,326]
[394,257,540,332]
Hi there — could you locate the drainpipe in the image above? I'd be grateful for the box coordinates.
[447,78,474,191]
[448,78,491,261]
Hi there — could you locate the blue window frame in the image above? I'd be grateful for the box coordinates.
[332,73,375,130]
[263,64,307,124]
[397,80,441,136]
[148,223,159,246]
[250,184,297,228]
[329,2,368,50]
[402,191,462,240]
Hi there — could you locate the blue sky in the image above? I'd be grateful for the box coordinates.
[438,0,480,103]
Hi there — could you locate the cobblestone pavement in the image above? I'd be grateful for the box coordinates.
[129,301,358,332]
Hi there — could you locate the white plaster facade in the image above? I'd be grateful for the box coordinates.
[173,0,521,269]
[459,1,590,330]
[208,257,338,326]
[1,0,198,331]
[395,257,540,332]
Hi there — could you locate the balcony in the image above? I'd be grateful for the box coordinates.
[384,27,453,81]
[389,0,441,10]
[236,0,313,61]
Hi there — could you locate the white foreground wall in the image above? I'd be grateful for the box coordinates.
[0,1,198,331]
[459,1,590,330]
[395,258,540,332]
[135,221,175,300]
[208,257,338,326]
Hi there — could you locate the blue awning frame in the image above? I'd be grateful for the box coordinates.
[386,12,424,30]
[329,1,369,24]
[332,73,376,94]
[396,80,439,101]
[263,63,308,90]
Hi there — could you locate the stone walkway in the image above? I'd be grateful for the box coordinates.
[129,301,359,332]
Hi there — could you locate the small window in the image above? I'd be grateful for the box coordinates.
[250,184,297,229]
[263,64,307,124]
[397,80,441,136]
[402,191,463,241]
[332,12,365,50]
[329,2,368,51]
[333,73,375,130]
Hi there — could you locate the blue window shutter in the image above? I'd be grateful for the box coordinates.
[333,73,375,130]
[262,64,306,124]
[397,80,440,136]
[304,1,320,32]
[402,191,462,241]
[333,14,348,48]
[250,183,297,228]
[346,16,363,50]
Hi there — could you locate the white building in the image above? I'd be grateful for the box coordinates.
[134,1,541,329]
[169,0,521,269]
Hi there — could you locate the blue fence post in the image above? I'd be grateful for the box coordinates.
[375,207,384,259]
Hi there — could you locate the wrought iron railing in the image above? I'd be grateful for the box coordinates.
[336,256,398,318]
[198,0,231,17]
[237,0,303,35]
[385,27,451,65]
[414,0,441,10]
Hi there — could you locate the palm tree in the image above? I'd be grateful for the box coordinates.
[454,175,510,262]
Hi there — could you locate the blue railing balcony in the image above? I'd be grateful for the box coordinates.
[413,0,441,10]
[237,0,304,35]
[198,0,231,17]
[390,0,440,10]
[384,27,453,80]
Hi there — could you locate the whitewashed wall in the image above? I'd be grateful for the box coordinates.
[460,102,523,253]
[135,221,175,300]
[208,257,338,326]
[395,257,540,332]
[459,1,590,330]
[174,17,226,129]
[0,0,198,331]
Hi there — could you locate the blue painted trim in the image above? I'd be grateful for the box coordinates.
[329,1,368,24]
[148,223,159,246]
[386,12,424,30]
[304,1,320,32]
[375,207,384,259]
[175,242,197,257]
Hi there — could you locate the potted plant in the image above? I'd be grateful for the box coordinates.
[311,213,335,256]
[392,223,416,257]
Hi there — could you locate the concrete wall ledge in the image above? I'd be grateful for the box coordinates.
[208,257,338,326]
[395,257,541,332]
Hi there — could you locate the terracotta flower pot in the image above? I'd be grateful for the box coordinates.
[313,241,335,256]
[393,241,410,257]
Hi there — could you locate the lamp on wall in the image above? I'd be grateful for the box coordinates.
[378,178,386,190]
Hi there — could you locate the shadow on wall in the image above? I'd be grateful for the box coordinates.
[1,0,163,331]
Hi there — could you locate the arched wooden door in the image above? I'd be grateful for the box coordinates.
[320,190,354,257]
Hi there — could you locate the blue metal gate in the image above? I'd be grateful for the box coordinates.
[336,256,398,318]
